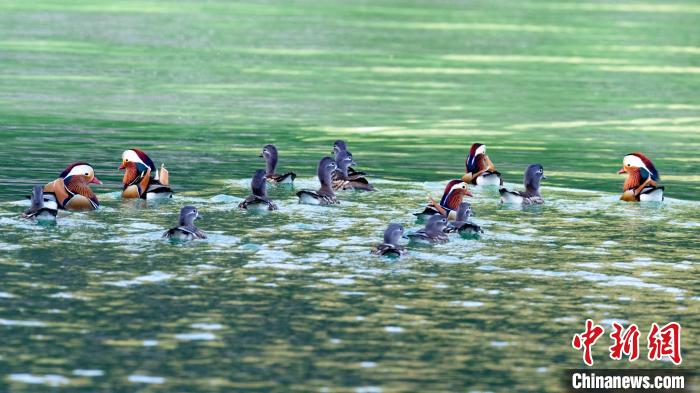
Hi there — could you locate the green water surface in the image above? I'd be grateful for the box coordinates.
[0,0,698,392]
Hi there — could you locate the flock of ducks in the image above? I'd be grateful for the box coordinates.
[21,142,665,257]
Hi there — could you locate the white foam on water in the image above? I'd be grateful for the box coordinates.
[128,374,165,384]
[72,369,104,377]
[0,292,15,298]
[0,319,46,327]
[191,323,224,330]
[174,332,217,341]
[8,373,70,386]
[452,301,484,308]
[384,326,404,333]
[104,271,174,287]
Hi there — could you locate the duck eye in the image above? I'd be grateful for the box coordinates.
[84,173,89,176]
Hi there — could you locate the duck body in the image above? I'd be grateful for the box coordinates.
[372,223,407,257]
[23,185,58,221]
[119,149,173,200]
[443,202,483,235]
[462,143,503,186]
[618,153,664,202]
[163,206,206,241]
[332,150,375,191]
[43,162,102,211]
[414,180,472,220]
[499,164,546,205]
[238,170,279,211]
[408,215,449,244]
[297,157,340,205]
[260,145,296,185]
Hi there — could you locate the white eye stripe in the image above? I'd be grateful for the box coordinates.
[122,150,144,165]
[67,165,93,178]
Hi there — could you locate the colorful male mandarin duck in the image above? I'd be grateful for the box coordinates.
[499,164,546,205]
[332,140,364,177]
[296,157,340,205]
[260,144,296,184]
[408,215,449,244]
[444,202,483,235]
[42,162,102,211]
[332,150,375,191]
[462,143,503,186]
[119,149,172,199]
[618,153,664,202]
[414,180,472,220]
[163,206,206,240]
[372,223,407,257]
[23,185,58,221]
[238,169,279,211]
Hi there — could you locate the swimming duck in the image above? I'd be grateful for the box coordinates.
[408,215,449,244]
[372,223,407,257]
[42,162,102,211]
[238,169,279,211]
[297,157,340,205]
[332,150,375,191]
[461,143,503,186]
[163,206,206,240]
[119,148,172,199]
[414,180,473,220]
[260,144,296,184]
[444,202,484,235]
[332,140,364,177]
[618,152,664,202]
[499,164,546,205]
[22,185,58,221]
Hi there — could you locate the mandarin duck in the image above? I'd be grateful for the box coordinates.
[461,143,503,186]
[618,152,664,202]
[407,215,449,244]
[163,206,206,240]
[444,202,483,235]
[372,223,407,257]
[22,185,58,221]
[119,149,172,199]
[296,157,340,205]
[499,164,546,205]
[42,162,102,211]
[414,180,473,220]
[238,169,279,211]
[332,140,364,177]
[332,150,375,191]
[260,144,296,185]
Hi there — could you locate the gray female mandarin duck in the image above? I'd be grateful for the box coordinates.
[372,223,407,257]
[408,215,449,244]
[23,185,58,222]
[296,157,340,205]
[499,164,547,205]
[238,169,279,211]
[163,206,207,240]
[332,140,364,177]
[260,144,296,185]
[444,202,483,235]
[332,150,375,191]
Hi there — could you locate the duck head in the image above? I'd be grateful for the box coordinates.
[524,164,546,193]
[251,169,268,197]
[335,150,356,177]
[332,140,348,156]
[119,149,155,182]
[317,157,338,186]
[60,162,102,185]
[260,144,278,175]
[383,223,404,246]
[455,201,472,222]
[426,214,448,235]
[179,205,202,227]
[440,180,473,210]
[618,153,659,190]
[466,143,487,172]
[30,185,46,210]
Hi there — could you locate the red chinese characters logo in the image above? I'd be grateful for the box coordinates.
[609,322,640,361]
[647,322,682,365]
[572,321,682,366]
[572,319,605,366]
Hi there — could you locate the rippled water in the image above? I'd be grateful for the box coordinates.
[1,0,699,391]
